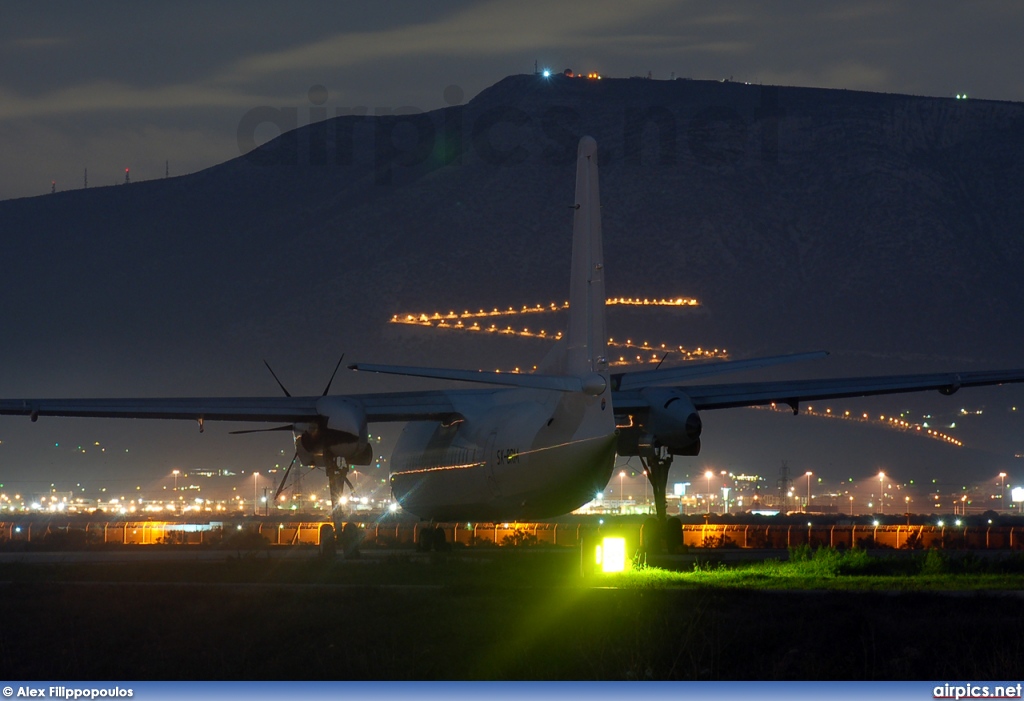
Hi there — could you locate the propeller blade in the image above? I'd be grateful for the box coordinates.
[654,351,670,371]
[263,359,292,397]
[228,424,295,435]
[321,353,346,396]
[344,476,354,491]
[274,451,300,500]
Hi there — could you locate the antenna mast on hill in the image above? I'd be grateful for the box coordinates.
[84,168,88,189]
[124,168,130,184]
[165,160,169,178]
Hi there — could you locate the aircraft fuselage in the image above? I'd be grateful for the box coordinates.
[389,387,616,521]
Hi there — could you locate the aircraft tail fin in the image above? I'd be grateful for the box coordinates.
[565,136,607,379]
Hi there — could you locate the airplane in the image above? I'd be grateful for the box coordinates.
[3,135,1024,546]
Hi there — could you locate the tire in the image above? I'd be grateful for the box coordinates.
[641,517,662,553]
[433,526,450,552]
[319,524,337,557]
[664,517,683,553]
[417,526,434,552]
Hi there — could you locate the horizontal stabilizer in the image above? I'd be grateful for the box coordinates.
[349,363,584,392]
[612,351,829,391]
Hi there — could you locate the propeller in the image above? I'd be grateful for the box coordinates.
[228,424,294,435]
[273,449,300,500]
[263,359,292,397]
[322,353,345,396]
[233,352,352,501]
[229,353,346,436]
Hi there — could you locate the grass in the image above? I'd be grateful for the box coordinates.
[604,546,1024,591]
[2,547,1023,679]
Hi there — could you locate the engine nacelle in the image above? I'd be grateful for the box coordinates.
[640,387,702,454]
[294,397,371,466]
[315,396,367,439]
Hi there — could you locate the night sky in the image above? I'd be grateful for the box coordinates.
[2,2,1023,504]
[3,2,1023,200]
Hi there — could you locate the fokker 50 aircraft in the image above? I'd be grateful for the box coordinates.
[3,136,1024,532]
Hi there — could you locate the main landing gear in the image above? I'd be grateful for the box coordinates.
[325,460,362,558]
[416,525,451,552]
[639,444,673,523]
[639,445,682,554]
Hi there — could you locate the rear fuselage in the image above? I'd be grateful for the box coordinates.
[389,387,616,521]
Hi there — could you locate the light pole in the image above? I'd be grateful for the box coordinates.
[705,470,714,514]
[999,472,1007,510]
[253,472,259,516]
[805,471,813,510]
[172,469,179,492]
[619,469,625,507]
[849,495,854,516]
[878,471,885,515]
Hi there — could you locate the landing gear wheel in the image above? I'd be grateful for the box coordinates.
[341,522,362,559]
[432,526,450,552]
[641,517,663,556]
[417,527,435,552]
[664,517,683,553]
[319,524,337,557]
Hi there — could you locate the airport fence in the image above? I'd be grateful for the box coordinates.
[1,519,1023,551]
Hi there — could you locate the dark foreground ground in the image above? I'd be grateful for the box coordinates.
[1,548,1022,680]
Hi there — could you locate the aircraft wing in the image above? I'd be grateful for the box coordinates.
[0,396,322,423]
[610,351,828,391]
[0,389,486,425]
[612,368,1024,413]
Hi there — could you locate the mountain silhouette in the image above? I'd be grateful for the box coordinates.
[2,74,1022,488]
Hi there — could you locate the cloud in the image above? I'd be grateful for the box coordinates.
[0,82,267,120]
[0,0,677,122]
[0,119,236,199]
[219,0,677,83]
[756,61,891,92]
[7,36,68,50]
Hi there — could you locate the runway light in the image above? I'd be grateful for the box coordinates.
[596,536,627,573]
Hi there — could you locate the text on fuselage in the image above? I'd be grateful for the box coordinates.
[495,448,520,465]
